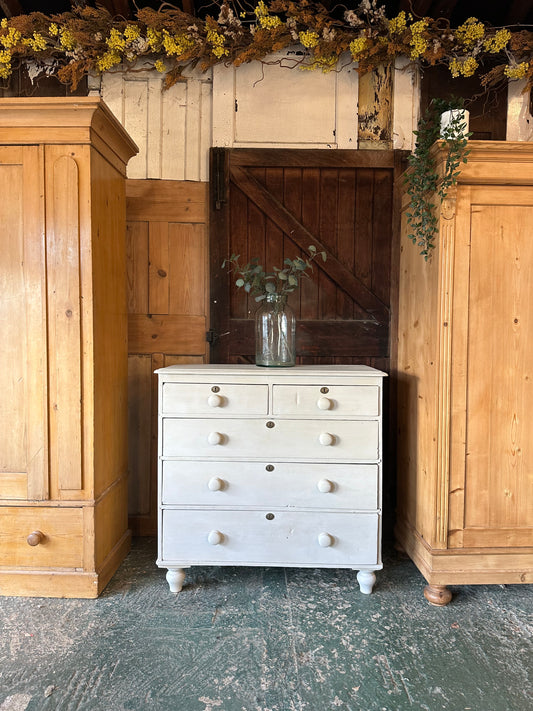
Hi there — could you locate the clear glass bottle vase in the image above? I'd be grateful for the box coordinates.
[255,294,296,367]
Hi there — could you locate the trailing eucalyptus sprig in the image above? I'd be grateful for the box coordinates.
[222,245,326,302]
[405,97,471,260]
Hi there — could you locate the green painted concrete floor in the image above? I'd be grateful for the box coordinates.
[0,538,531,711]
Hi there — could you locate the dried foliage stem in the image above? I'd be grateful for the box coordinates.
[0,1,531,93]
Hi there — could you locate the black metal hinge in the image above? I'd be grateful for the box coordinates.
[206,329,219,345]
[211,147,228,210]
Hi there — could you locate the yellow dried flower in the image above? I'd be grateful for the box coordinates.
[96,49,122,72]
[59,29,76,51]
[389,11,407,35]
[23,32,48,52]
[147,27,162,51]
[484,29,511,53]
[456,17,485,48]
[449,56,479,78]
[299,30,319,49]
[504,62,529,80]
[0,27,22,49]
[1,18,8,29]
[48,23,59,37]
[106,28,126,51]
[162,30,194,58]
[124,25,141,43]
[0,47,12,78]
[207,28,228,59]
[349,36,368,58]
[154,59,166,73]
[409,20,428,59]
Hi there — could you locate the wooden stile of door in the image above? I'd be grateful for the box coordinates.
[126,179,209,535]
[209,149,407,535]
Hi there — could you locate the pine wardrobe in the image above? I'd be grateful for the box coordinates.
[396,141,533,604]
[0,98,137,597]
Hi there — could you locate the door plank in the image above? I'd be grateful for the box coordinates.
[230,165,388,321]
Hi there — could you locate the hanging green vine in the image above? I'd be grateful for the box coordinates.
[405,98,471,260]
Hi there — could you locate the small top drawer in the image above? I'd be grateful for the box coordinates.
[272,385,379,417]
[161,382,268,415]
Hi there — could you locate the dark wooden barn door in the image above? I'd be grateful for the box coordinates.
[210,148,404,371]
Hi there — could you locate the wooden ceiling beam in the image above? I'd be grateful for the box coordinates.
[181,0,196,14]
[0,0,23,18]
[98,0,132,18]
[398,1,434,16]
[505,0,533,24]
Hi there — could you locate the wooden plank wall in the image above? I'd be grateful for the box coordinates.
[101,66,212,181]
[126,179,209,535]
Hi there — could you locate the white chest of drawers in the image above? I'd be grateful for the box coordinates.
[156,364,385,594]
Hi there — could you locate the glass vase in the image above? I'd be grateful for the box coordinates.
[255,294,296,367]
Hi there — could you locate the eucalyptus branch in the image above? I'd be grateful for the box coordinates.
[222,245,326,301]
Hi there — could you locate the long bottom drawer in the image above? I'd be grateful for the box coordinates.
[160,510,380,567]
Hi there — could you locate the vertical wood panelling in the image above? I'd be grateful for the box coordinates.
[1,161,26,476]
[126,179,209,535]
[126,221,149,314]
[393,57,420,151]
[465,202,533,529]
[0,147,48,501]
[161,81,187,180]
[47,154,83,492]
[102,67,212,181]
[212,57,358,149]
[169,223,206,316]
[148,222,170,314]
[123,78,149,179]
[506,79,533,141]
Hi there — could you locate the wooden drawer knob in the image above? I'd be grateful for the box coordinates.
[317,478,333,493]
[27,530,44,546]
[207,394,223,408]
[207,530,224,545]
[319,432,334,446]
[208,476,224,491]
[317,396,332,410]
[318,532,334,547]
[207,431,223,445]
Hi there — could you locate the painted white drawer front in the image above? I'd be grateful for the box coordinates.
[162,418,380,461]
[161,461,379,510]
[161,509,380,567]
[272,385,379,417]
[161,382,268,415]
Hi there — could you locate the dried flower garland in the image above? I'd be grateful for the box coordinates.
[0,1,531,93]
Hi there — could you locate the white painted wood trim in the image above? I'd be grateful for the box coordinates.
[506,79,533,142]
[393,56,420,151]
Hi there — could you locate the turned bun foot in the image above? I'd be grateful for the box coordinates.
[424,584,452,606]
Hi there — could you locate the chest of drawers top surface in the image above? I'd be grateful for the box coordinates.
[157,364,386,417]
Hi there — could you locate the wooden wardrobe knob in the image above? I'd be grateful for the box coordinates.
[317,396,332,410]
[319,432,334,446]
[27,530,44,546]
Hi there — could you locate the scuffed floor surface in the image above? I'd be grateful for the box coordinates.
[0,539,531,711]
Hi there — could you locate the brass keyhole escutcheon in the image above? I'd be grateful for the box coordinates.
[266,513,275,520]
[211,386,220,393]
[320,387,329,394]
[266,464,275,472]
[266,421,275,428]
